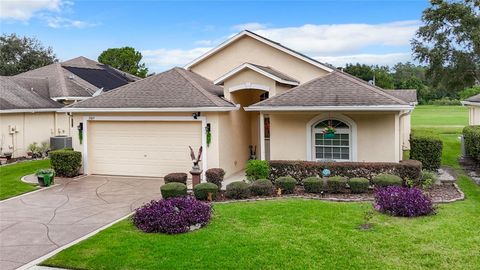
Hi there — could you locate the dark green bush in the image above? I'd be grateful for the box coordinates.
[225,181,250,199]
[303,177,324,193]
[372,174,403,187]
[245,160,270,181]
[205,168,225,189]
[348,177,370,193]
[463,126,480,161]
[193,182,218,200]
[49,149,82,177]
[250,179,274,196]
[160,182,187,199]
[164,173,188,184]
[410,133,442,171]
[327,176,347,193]
[275,176,296,194]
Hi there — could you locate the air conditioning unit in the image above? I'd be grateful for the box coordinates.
[50,136,72,150]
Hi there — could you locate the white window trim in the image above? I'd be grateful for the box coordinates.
[306,114,357,162]
[81,115,207,179]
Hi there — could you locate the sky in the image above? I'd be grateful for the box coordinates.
[0,0,430,73]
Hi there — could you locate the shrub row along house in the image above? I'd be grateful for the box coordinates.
[0,57,139,158]
[1,31,417,179]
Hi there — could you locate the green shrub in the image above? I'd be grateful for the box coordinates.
[327,176,347,193]
[410,133,442,171]
[160,182,187,199]
[49,149,82,177]
[459,86,480,100]
[463,126,480,161]
[418,170,437,189]
[426,97,461,106]
[303,177,324,193]
[225,181,250,199]
[275,176,296,194]
[372,174,403,187]
[205,168,225,189]
[245,160,270,181]
[250,179,273,196]
[193,182,218,200]
[348,177,370,193]
[164,173,187,184]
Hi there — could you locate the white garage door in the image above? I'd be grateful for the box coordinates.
[87,121,202,177]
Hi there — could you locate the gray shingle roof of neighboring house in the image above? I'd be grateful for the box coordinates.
[248,71,409,108]
[13,56,139,99]
[383,89,418,104]
[465,93,480,103]
[0,76,62,111]
[67,67,236,109]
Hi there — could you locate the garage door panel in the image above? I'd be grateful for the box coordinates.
[88,121,201,177]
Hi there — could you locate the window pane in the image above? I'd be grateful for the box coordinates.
[341,153,349,159]
[333,153,341,159]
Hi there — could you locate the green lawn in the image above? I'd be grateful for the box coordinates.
[0,159,51,200]
[43,105,480,270]
[411,105,468,127]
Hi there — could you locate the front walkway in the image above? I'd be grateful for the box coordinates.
[0,175,162,270]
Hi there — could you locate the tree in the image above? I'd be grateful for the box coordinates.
[98,47,148,78]
[0,33,57,76]
[412,0,480,94]
[343,63,394,89]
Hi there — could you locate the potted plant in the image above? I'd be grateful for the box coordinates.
[36,168,55,187]
[322,126,336,139]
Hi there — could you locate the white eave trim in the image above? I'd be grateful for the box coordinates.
[0,108,60,114]
[51,96,91,101]
[244,105,414,112]
[184,30,334,73]
[461,101,480,107]
[213,63,299,86]
[59,105,240,113]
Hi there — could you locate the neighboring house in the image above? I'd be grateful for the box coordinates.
[61,30,416,179]
[462,93,480,125]
[0,57,138,157]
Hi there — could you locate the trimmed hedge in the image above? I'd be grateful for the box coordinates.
[303,177,324,193]
[164,173,188,185]
[348,177,370,193]
[160,182,187,199]
[463,126,480,161]
[327,176,347,193]
[410,133,443,171]
[268,160,421,184]
[275,176,296,194]
[250,179,274,196]
[372,174,403,187]
[193,182,218,201]
[225,181,250,199]
[245,160,270,181]
[50,149,82,177]
[205,168,225,189]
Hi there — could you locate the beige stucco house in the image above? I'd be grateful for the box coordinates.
[59,31,416,179]
[462,94,480,125]
[0,57,138,158]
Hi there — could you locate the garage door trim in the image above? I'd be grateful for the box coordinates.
[82,115,207,177]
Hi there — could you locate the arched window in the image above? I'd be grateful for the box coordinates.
[312,119,351,161]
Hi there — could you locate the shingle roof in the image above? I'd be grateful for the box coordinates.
[248,71,409,108]
[0,77,62,111]
[248,64,299,83]
[465,93,480,103]
[214,63,299,85]
[13,56,138,98]
[67,68,235,109]
[383,89,417,104]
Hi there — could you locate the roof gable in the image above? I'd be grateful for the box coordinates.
[214,63,299,86]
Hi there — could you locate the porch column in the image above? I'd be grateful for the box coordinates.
[259,112,265,160]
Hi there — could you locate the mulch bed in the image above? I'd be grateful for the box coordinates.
[206,183,463,204]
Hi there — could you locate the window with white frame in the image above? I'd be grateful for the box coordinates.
[313,119,351,161]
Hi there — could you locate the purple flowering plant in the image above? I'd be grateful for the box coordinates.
[374,186,435,217]
[133,196,212,234]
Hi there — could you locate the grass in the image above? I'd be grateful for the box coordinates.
[42,105,480,269]
[0,159,51,200]
[411,105,468,127]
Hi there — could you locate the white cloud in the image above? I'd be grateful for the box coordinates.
[42,15,96,28]
[232,22,268,31]
[316,53,412,67]
[254,20,419,55]
[142,47,212,71]
[0,0,63,21]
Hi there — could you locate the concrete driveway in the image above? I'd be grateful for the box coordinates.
[0,175,163,270]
